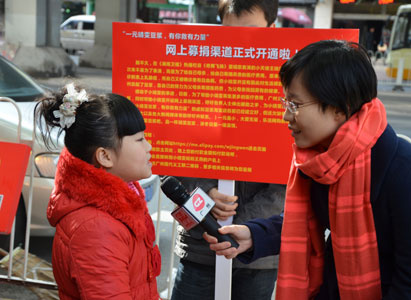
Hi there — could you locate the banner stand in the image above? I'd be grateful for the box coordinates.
[215,179,235,300]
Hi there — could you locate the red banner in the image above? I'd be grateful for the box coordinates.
[113,23,358,184]
[0,141,30,234]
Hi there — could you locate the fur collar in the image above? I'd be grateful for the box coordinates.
[48,148,147,239]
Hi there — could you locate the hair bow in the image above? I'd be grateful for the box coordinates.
[53,83,88,128]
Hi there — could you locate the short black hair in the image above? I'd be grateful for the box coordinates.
[218,0,278,27]
[279,40,377,118]
[36,88,145,164]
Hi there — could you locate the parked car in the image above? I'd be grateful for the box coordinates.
[0,55,159,249]
[60,15,95,54]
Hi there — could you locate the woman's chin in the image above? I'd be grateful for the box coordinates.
[295,140,310,149]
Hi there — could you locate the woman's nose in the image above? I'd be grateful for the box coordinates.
[283,108,294,122]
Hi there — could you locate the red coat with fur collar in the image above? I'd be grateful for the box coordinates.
[48,148,161,300]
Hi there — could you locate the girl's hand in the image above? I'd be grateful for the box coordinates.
[203,225,252,259]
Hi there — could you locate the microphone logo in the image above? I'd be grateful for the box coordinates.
[192,194,205,211]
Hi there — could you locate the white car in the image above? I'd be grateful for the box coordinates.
[60,15,95,53]
[0,55,159,249]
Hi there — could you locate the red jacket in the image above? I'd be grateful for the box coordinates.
[48,148,161,300]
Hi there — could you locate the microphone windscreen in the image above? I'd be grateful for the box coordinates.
[160,176,189,206]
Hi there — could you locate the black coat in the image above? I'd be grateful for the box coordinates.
[240,124,411,299]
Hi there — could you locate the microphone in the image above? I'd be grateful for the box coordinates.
[161,176,239,248]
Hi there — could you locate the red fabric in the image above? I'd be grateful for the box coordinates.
[276,98,387,300]
[48,148,161,300]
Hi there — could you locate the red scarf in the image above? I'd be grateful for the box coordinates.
[49,148,161,278]
[276,98,387,300]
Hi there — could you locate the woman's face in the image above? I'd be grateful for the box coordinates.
[282,74,346,149]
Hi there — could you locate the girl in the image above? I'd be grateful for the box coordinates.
[204,40,411,299]
[36,83,161,299]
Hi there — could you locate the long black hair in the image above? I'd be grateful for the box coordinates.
[35,85,145,164]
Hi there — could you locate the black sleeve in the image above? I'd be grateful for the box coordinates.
[383,156,411,299]
[237,214,283,264]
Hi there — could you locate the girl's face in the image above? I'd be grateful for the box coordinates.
[108,131,152,182]
[282,74,346,149]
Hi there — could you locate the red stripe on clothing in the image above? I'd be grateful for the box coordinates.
[276,98,386,300]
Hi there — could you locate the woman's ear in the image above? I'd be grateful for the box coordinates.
[335,109,348,124]
[94,147,114,168]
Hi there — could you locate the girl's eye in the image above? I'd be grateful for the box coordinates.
[137,137,144,142]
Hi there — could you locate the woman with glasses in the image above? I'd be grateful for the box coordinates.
[204,40,411,300]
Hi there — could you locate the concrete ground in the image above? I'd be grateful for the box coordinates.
[0,269,39,300]
[35,66,112,95]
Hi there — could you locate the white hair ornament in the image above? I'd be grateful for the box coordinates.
[53,83,88,128]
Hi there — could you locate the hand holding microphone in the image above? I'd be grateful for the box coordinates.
[161,176,240,249]
[203,225,253,259]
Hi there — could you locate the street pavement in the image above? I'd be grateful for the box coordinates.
[35,65,112,95]
[0,269,39,300]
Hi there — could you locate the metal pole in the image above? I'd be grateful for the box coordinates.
[23,114,36,280]
[188,1,193,23]
[0,97,23,279]
[0,98,58,289]
[215,179,235,300]
[155,176,162,247]
[8,219,16,278]
[0,97,22,142]
[167,219,177,300]
[393,58,405,91]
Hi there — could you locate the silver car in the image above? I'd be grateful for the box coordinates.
[60,15,95,54]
